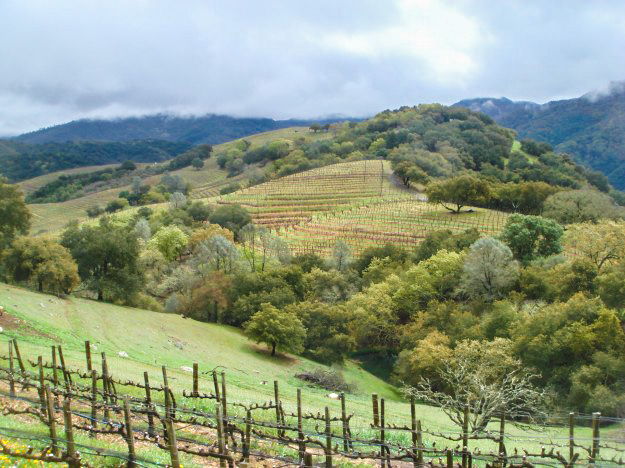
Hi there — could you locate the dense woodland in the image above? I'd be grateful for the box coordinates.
[0,139,192,182]
[2,105,625,418]
[456,85,625,189]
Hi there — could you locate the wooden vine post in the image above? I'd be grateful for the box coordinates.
[498,412,506,464]
[340,392,348,452]
[325,406,333,468]
[85,340,92,371]
[51,345,58,388]
[591,412,600,464]
[297,389,306,462]
[410,396,420,468]
[215,403,228,468]
[569,412,575,467]
[165,417,181,468]
[63,399,80,468]
[274,380,283,437]
[45,386,58,457]
[12,339,25,376]
[8,342,15,397]
[101,352,110,421]
[123,397,137,467]
[192,362,199,396]
[213,370,221,402]
[243,409,252,464]
[372,393,380,460]
[90,370,98,438]
[462,404,469,468]
[37,356,46,413]
[143,371,155,437]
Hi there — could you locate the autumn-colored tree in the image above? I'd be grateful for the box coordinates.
[565,221,625,271]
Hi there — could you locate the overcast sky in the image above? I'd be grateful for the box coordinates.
[1,0,624,136]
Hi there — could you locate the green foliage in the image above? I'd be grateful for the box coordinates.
[543,190,623,224]
[61,218,143,302]
[426,174,492,212]
[0,140,191,182]
[3,236,79,294]
[149,226,188,261]
[413,229,479,264]
[0,178,31,252]
[500,214,563,264]
[460,237,519,301]
[209,205,251,236]
[288,301,354,363]
[245,303,306,356]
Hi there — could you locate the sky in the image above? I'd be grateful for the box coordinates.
[1,0,625,136]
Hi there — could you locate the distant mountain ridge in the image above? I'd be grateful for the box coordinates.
[14,113,346,145]
[454,83,625,189]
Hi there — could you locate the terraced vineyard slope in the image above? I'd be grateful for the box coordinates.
[214,160,510,256]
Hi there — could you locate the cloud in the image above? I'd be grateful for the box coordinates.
[0,0,625,135]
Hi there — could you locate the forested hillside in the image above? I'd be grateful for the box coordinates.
[0,139,191,182]
[455,83,625,188]
[14,113,343,145]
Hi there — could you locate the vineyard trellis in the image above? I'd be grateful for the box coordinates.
[0,338,623,467]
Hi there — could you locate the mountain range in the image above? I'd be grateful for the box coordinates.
[14,114,344,145]
[454,82,625,189]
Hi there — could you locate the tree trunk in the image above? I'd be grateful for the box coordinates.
[271,342,276,356]
[38,280,43,292]
[97,289,104,301]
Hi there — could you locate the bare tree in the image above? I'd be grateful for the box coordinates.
[404,339,548,436]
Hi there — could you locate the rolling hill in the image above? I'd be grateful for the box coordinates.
[455,82,625,188]
[14,113,347,145]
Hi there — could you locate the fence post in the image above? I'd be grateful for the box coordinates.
[304,452,314,468]
[274,380,282,436]
[417,420,424,467]
[8,342,15,398]
[221,371,228,420]
[51,345,58,388]
[144,371,155,437]
[446,449,453,468]
[325,406,333,468]
[569,412,575,466]
[45,386,58,457]
[381,398,388,466]
[297,388,305,462]
[101,352,110,421]
[498,412,506,463]
[216,402,228,468]
[37,356,46,413]
[243,409,252,464]
[57,345,71,388]
[12,339,25,375]
[192,362,199,396]
[85,340,92,372]
[63,399,80,468]
[165,417,181,468]
[90,370,98,438]
[340,392,348,453]
[123,397,137,467]
[213,370,221,402]
[462,404,469,468]
[372,393,379,427]
[591,412,600,464]
[411,396,418,468]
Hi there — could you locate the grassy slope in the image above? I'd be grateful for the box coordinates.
[0,283,618,461]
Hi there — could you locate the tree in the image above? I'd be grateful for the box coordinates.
[565,221,625,271]
[500,214,563,264]
[4,237,79,294]
[245,303,306,356]
[198,235,239,273]
[405,339,547,435]
[169,192,187,210]
[61,218,143,302]
[393,161,429,187]
[460,237,519,301]
[426,174,492,213]
[209,205,251,236]
[543,190,623,224]
[149,226,188,261]
[134,218,151,241]
[332,240,351,271]
[191,158,204,170]
[0,178,31,252]
[105,198,128,213]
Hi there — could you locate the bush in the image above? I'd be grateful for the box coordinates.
[295,368,354,393]
[220,182,241,195]
[86,206,104,218]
